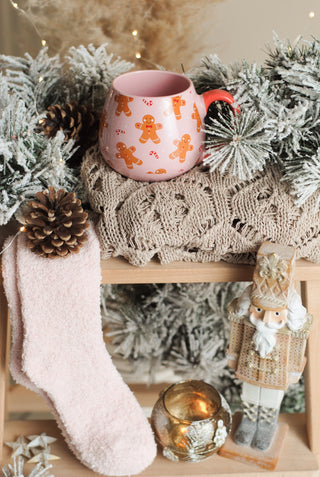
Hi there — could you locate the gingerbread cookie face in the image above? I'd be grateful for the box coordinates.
[191,103,201,133]
[169,134,194,163]
[135,114,163,144]
[115,142,143,169]
[172,96,186,120]
[115,94,134,117]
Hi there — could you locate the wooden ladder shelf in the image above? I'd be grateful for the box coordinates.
[0,257,319,476]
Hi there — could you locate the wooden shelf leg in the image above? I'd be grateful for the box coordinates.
[0,269,9,460]
[301,280,320,454]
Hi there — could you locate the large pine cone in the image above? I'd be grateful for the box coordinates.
[24,187,89,259]
[40,101,99,167]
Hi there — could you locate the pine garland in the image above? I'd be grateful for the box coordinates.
[0,44,132,226]
[191,34,320,206]
[101,282,304,412]
[2,36,320,224]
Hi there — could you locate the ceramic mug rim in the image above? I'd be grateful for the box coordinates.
[112,70,193,99]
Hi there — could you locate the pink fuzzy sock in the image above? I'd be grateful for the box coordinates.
[2,225,156,475]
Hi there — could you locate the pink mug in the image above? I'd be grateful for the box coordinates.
[99,70,236,181]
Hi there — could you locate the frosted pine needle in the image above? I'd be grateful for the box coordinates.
[203,110,273,179]
[282,147,320,208]
[188,55,232,93]
[266,34,320,102]
[66,44,133,110]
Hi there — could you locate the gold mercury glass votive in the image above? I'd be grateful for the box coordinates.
[151,380,232,463]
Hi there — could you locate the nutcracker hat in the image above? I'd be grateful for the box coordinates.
[250,242,296,311]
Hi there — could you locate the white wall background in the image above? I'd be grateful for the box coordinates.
[209,0,320,64]
[1,0,320,64]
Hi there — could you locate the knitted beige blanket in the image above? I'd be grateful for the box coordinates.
[81,148,320,267]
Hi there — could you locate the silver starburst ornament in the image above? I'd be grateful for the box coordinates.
[1,456,53,477]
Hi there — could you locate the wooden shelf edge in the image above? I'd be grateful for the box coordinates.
[100,257,320,284]
[1,414,318,477]
[7,382,166,414]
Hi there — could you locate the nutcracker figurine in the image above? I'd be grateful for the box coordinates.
[227,242,312,451]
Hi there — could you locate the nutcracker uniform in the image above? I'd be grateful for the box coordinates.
[227,242,312,451]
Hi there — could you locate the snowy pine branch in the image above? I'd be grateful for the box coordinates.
[188,55,234,93]
[204,110,274,179]
[282,146,320,208]
[66,44,133,111]
[0,43,133,225]
[0,48,62,112]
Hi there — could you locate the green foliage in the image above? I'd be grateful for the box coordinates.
[191,34,320,208]
[101,282,305,412]
[101,282,247,407]
[204,110,273,179]
[0,44,133,225]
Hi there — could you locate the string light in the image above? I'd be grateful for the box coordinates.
[132,29,138,37]
[0,230,22,256]
[309,11,315,18]
[135,52,142,59]
[9,0,47,48]
[38,76,44,83]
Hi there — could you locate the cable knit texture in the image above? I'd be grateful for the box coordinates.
[82,148,320,267]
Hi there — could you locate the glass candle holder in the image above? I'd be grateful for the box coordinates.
[151,380,231,463]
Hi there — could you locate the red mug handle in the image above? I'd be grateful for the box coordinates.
[202,89,240,114]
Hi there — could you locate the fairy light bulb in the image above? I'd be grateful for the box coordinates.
[19,226,26,232]
[309,11,315,18]
[10,0,47,48]
[135,52,142,59]
[38,76,43,83]
[132,29,138,37]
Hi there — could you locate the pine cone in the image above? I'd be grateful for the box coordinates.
[40,101,99,167]
[23,187,89,259]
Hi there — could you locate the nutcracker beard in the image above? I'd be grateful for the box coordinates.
[249,315,286,358]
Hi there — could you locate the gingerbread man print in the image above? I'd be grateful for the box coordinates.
[191,103,201,132]
[169,134,193,163]
[116,142,143,169]
[115,94,134,117]
[135,114,163,144]
[172,96,186,120]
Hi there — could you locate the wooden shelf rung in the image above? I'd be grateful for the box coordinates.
[1,414,318,476]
